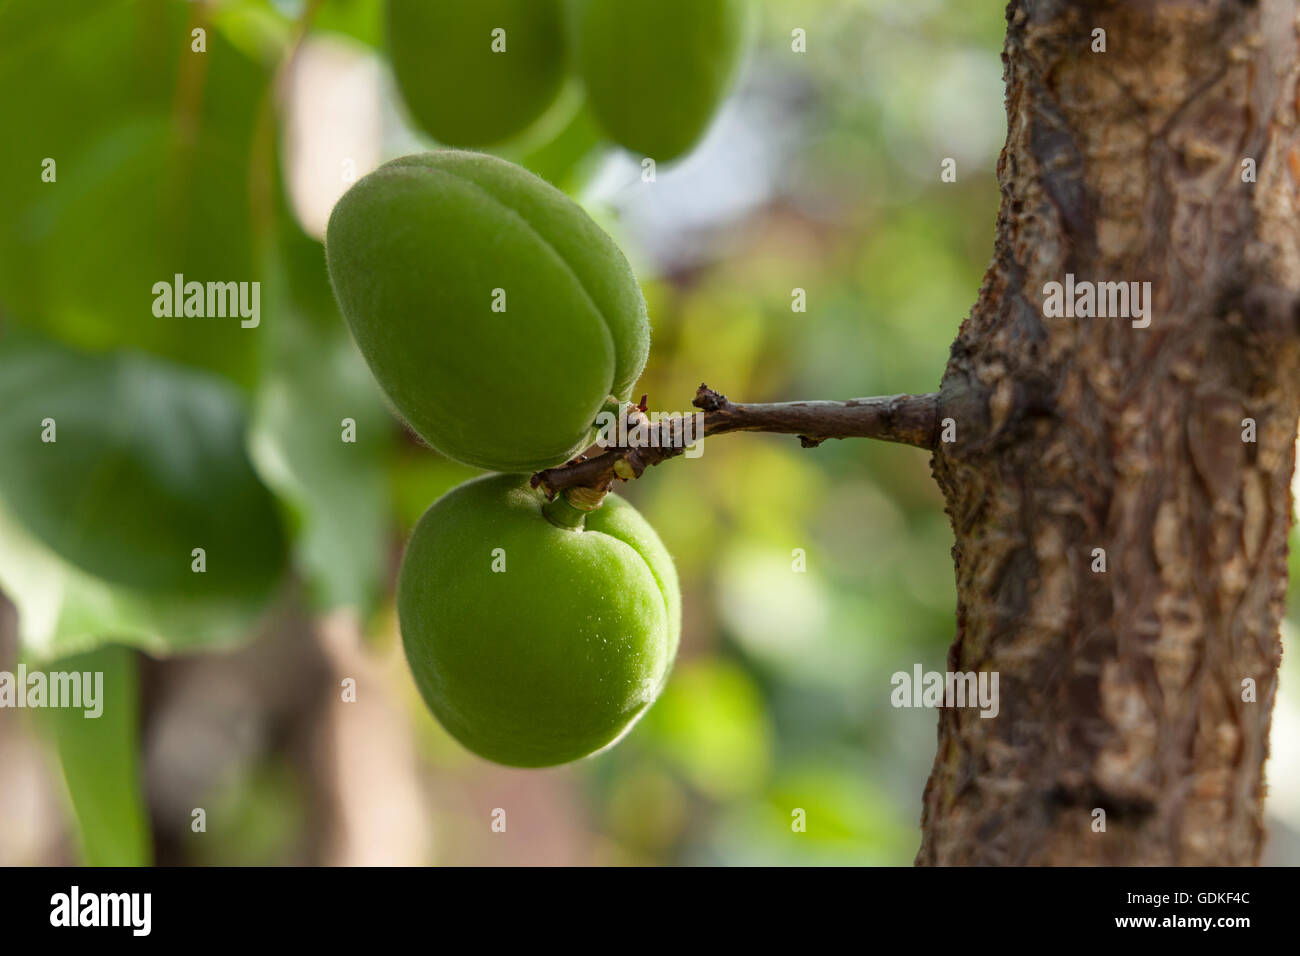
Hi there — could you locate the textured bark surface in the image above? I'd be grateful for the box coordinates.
[918,0,1300,865]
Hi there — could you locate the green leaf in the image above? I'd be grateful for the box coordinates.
[46,645,151,866]
[0,0,274,388]
[248,225,393,615]
[311,0,386,49]
[211,0,295,66]
[0,336,287,660]
[640,659,773,799]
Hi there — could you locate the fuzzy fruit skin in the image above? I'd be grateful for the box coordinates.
[325,151,649,472]
[398,474,680,768]
[571,0,749,161]
[386,0,567,146]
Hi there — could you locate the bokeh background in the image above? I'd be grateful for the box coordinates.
[1,0,1297,866]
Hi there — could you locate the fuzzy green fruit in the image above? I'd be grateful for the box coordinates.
[386,0,568,146]
[325,151,649,472]
[571,0,749,161]
[398,474,680,767]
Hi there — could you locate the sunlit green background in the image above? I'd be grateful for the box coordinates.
[1,0,1297,866]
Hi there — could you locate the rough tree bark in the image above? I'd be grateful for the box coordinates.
[917,0,1300,865]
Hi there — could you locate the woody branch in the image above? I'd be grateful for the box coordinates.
[531,383,941,503]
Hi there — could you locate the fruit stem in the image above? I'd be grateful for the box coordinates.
[542,490,592,530]
[533,383,942,497]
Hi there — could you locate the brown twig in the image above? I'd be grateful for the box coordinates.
[531,384,940,501]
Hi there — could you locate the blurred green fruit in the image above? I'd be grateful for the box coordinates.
[325,151,649,472]
[571,0,749,161]
[386,0,568,146]
[398,474,680,767]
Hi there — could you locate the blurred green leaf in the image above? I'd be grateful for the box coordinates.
[706,763,916,865]
[186,759,305,866]
[640,658,771,799]
[717,543,839,683]
[211,0,295,65]
[47,645,151,866]
[249,224,393,615]
[0,336,287,659]
[603,765,689,853]
[390,453,479,533]
[311,0,385,49]
[0,337,287,596]
[0,0,274,387]
[0,501,282,661]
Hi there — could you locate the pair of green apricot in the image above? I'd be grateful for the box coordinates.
[327,152,680,768]
[386,0,750,161]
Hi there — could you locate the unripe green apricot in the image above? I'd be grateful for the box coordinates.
[325,151,649,472]
[571,0,749,161]
[386,0,568,146]
[398,474,680,767]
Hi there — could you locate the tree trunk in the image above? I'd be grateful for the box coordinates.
[918,0,1300,865]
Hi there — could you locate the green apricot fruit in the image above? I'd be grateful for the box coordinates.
[326,151,649,472]
[398,474,680,767]
[571,0,750,161]
[386,0,568,146]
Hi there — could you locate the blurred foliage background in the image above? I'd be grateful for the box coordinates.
[0,0,1297,866]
